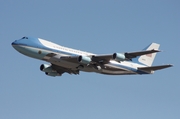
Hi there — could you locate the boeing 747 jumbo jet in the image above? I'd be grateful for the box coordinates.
[12,37,172,77]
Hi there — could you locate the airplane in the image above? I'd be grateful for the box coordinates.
[11,36,172,77]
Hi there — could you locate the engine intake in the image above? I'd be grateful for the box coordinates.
[78,56,91,64]
[40,64,53,72]
[113,53,126,61]
[40,64,60,76]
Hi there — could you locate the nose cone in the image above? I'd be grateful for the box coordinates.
[12,41,16,46]
[11,40,19,46]
[11,40,22,52]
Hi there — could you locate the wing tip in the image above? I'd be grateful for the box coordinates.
[167,64,173,67]
[152,49,161,52]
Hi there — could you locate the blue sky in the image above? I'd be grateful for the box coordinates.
[0,0,180,119]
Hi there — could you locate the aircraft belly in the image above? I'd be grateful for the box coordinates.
[82,64,137,75]
[100,69,136,75]
[97,64,137,75]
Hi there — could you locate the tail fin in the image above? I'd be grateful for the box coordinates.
[133,43,160,66]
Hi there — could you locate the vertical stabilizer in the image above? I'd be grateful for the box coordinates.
[133,43,160,66]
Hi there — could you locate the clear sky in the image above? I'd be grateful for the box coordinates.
[0,0,179,119]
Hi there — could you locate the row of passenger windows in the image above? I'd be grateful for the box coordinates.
[53,45,90,55]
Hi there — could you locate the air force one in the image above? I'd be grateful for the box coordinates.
[11,37,172,77]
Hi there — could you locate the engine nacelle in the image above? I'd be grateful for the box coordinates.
[40,64,53,72]
[40,64,60,77]
[78,56,91,64]
[113,53,126,61]
[45,72,60,77]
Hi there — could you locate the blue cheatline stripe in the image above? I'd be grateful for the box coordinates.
[19,45,78,58]
[38,46,79,56]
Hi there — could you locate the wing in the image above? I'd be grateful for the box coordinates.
[90,49,160,63]
[51,64,79,75]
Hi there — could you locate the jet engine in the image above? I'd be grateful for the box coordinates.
[40,64,60,76]
[112,53,126,62]
[40,64,53,72]
[78,56,92,64]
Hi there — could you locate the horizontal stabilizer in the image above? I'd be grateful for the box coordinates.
[138,64,173,71]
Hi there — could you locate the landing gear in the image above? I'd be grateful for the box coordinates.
[93,64,102,70]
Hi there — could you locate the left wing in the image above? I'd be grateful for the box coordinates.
[90,49,160,63]
[92,49,160,62]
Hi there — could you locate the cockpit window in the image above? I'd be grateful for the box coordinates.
[22,37,28,39]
